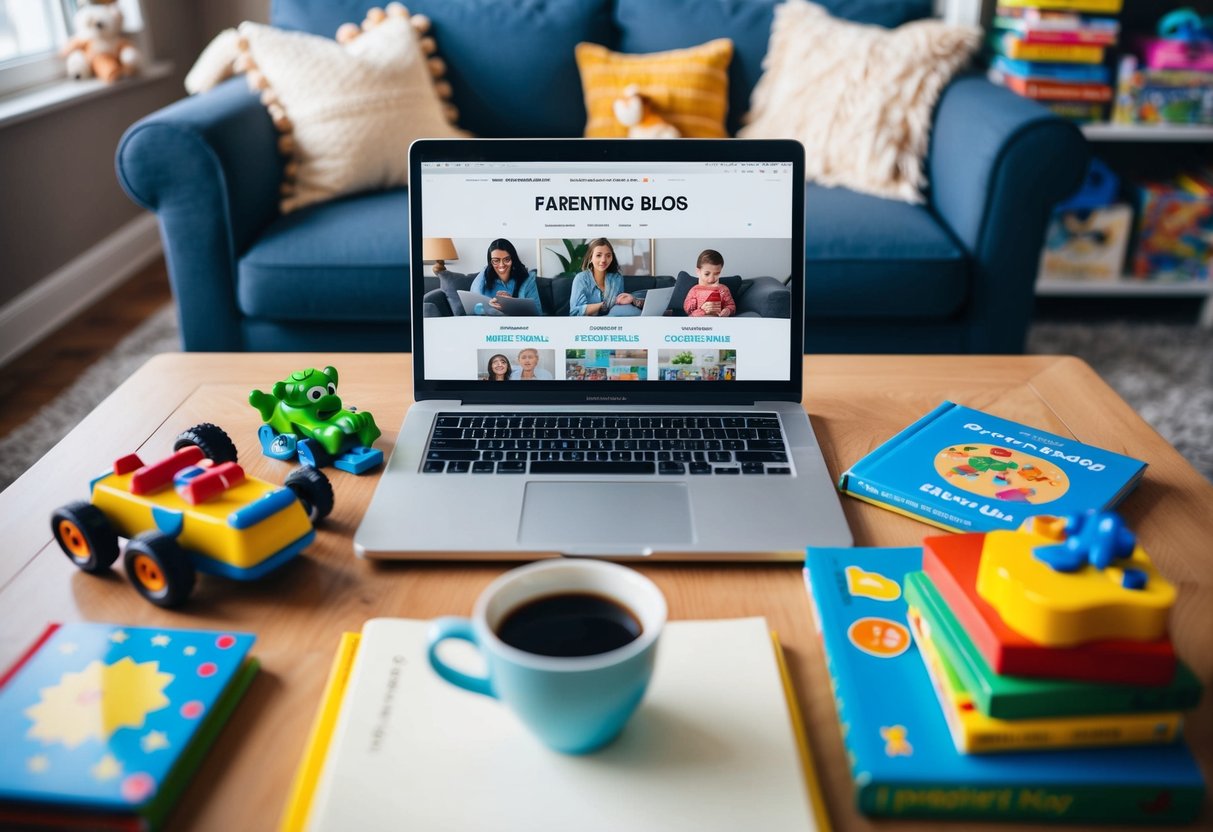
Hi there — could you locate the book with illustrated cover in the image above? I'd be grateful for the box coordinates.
[0,622,258,831]
[905,570,1203,719]
[837,401,1146,533]
[803,545,1205,823]
[906,604,1183,753]
[284,617,829,832]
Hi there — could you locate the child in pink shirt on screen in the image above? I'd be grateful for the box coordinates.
[684,249,736,317]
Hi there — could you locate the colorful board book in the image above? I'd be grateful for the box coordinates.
[906,604,1183,753]
[836,401,1146,534]
[283,617,829,832]
[803,545,1205,823]
[905,570,1202,719]
[991,34,1105,64]
[922,532,1177,684]
[0,622,258,831]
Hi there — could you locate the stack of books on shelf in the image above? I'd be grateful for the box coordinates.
[988,0,1124,123]
[804,529,1206,824]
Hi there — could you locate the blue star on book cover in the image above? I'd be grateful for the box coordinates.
[0,622,254,811]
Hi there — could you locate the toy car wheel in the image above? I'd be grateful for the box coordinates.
[123,532,196,608]
[51,501,119,574]
[174,422,238,464]
[285,466,335,523]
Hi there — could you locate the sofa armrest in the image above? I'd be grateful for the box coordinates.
[928,76,1089,353]
[739,277,790,318]
[116,78,282,350]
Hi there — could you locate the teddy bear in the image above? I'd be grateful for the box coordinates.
[61,0,141,83]
[612,84,680,139]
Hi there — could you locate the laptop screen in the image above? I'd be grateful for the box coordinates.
[410,141,803,403]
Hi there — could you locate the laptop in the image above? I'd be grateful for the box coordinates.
[355,139,852,560]
[457,290,541,317]
[639,285,675,317]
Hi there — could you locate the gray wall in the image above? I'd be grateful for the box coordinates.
[0,0,271,309]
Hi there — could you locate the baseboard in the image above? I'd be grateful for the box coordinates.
[0,212,162,368]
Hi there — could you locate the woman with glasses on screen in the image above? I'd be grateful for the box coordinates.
[469,238,543,315]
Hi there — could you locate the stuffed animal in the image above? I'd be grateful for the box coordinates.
[61,0,141,83]
[612,84,680,138]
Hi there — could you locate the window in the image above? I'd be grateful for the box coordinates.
[0,0,146,99]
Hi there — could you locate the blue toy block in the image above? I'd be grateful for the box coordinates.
[259,424,297,461]
[333,446,384,475]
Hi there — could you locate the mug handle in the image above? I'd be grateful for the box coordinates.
[426,616,495,698]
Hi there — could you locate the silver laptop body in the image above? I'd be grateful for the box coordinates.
[355,139,852,561]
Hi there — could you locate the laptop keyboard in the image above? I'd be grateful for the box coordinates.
[421,412,791,476]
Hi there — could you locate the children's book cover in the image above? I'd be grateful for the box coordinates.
[803,546,1204,823]
[0,622,257,828]
[905,603,1183,754]
[922,533,1176,685]
[905,570,1202,719]
[837,401,1146,533]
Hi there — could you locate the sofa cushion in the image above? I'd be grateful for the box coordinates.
[613,0,932,135]
[273,0,614,138]
[805,184,968,319]
[439,272,474,317]
[574,39,733,138]
[238,188,411,321]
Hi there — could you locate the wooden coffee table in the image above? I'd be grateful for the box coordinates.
[1,353,1210,830]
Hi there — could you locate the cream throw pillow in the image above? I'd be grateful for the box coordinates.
[740,0,980,204]
[189,10,466,213]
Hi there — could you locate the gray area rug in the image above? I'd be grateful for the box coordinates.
[1,311,1210,491]
[1027,321,1213,484]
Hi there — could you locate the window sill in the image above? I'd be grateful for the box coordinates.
[0,60,173,129]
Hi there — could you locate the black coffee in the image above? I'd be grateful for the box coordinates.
[497,593,642,657]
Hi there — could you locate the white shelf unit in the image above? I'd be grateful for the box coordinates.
[1035,122,1213,327]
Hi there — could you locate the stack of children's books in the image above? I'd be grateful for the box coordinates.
[804,531,1206,824]
[987,0,1124,122]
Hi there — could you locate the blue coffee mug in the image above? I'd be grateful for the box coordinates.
[427,560,666,754]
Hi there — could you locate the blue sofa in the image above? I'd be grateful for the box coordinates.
[116,0,1089,354]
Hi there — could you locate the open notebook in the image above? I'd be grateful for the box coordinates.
[282,617,829,832]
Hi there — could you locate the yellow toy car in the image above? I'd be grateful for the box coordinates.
[51,423,332,607]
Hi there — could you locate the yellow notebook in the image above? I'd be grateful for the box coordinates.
[281,618,830,832]
[908,608,1183,755]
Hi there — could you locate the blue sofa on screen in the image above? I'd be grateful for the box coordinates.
[116,0,1089,354]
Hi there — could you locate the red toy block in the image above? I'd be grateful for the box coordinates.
[113,453,143,475]
[178,462,245,505]
[130,446,205,495]
[922,533,1176,686]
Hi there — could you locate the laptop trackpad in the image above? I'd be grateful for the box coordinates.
[518,482,693,552]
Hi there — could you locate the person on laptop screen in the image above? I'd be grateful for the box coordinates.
[569,238,642,317]
[510,348,553,380]
[684,249,736,318]
[484,353,512,381]
[470,239,543,315]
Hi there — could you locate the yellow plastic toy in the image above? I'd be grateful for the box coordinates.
[975,512,1176,647]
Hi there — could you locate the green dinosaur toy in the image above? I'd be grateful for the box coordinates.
[249,366,380,456]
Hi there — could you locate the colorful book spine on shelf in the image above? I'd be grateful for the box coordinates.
[993,14,1119,45]
[836,401,1146,534]
[997,0,1123,12]
[921,533,1177,684]
[904,570,1203,719]
[990,71,1114,101]
[0,622,258,831]
[992,56,1109,84]
[991,34,1105,64]
[803,545,1205,823]
[906,602,1184,754]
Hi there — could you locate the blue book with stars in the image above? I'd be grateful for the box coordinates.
[0,622,257,830]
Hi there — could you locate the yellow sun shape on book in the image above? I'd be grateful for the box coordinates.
[24,658,173,749]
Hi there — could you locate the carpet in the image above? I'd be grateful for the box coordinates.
[1,312,1210,492]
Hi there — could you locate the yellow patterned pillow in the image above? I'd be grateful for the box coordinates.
[574,39,733,138]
